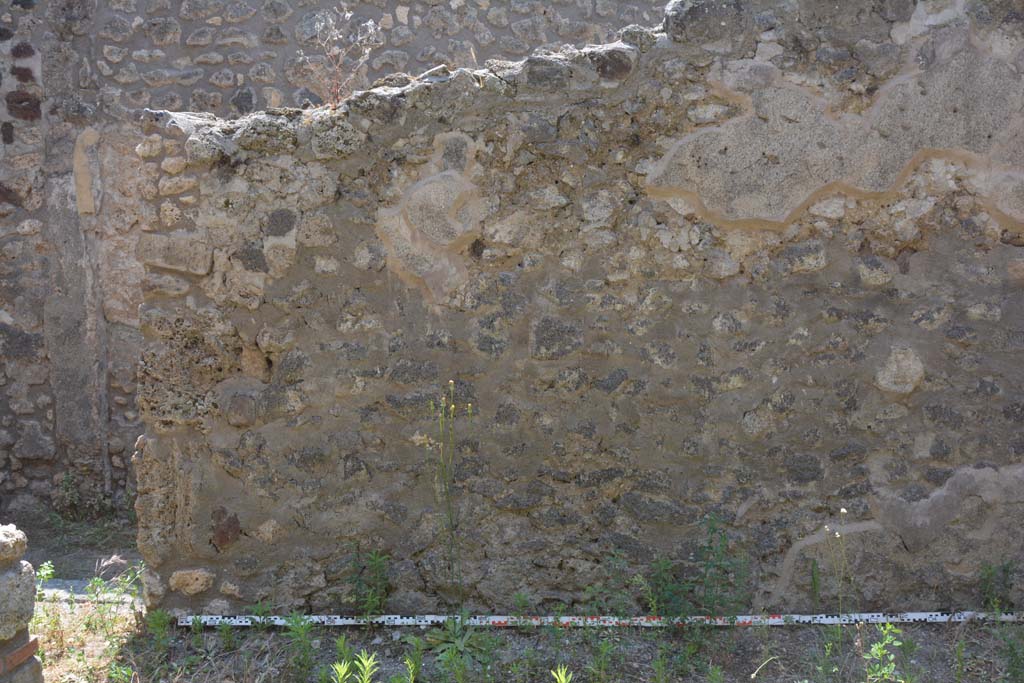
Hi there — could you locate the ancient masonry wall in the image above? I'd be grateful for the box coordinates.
[129,2,1024,613]
[0,0,660,512]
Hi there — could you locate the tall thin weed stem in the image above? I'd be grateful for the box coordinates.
[431,380,471,608]
[823,508,851,673]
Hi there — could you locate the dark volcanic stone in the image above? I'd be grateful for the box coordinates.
[531,316,582,360]
[265,208,295,236]
[11,42,35,58]
[6,90,41,120]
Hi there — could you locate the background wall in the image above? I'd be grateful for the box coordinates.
[0,0,661,514]
[3,0,1024,615]
[128,1,1024,613]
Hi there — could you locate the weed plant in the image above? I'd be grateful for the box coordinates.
[393,636,424,683]
[981,560,1024,683]
[428,380,472,607]
[981,561,1016,610]
[217,622,237,651]
[586,637,617,683]
[863,623,904,683]
[331,660,355,683]
[284,613,315,681]
[511,590,539,635]
[651,644,671,683]
[348,546,391,619]
[249,600,272,632]
[189,616,205,652]
[550,664,574,683]
[337,635,357,663]
[818,509,853,680]
[583,551,636,618]
[146,609,172,657]
[36,559,56,586]
[425,612,492,665]
[627,514,750,675]
[353,650,380,683]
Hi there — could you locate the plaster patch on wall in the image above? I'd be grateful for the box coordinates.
[73,127,100,215]
[770,463,1024,608]
[768,520,884,607]
[646,35,1024,230]
[376,132,486,303]
[874,463,1024,553]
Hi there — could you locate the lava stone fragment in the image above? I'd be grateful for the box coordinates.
[5,91,40,120]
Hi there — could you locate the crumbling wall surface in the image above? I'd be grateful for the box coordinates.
[0,0,660,513]
[131,0,1024,616]
[86,0,665,116]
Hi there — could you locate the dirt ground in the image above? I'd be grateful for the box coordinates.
[31,590,1023,683]
[134,619,1015,683]
[9,508,140,580]
[12,510,1022,682]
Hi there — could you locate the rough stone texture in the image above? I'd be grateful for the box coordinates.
[0,562,34,642]
[124,2,1024,614]
[1,0,129,513]
[4,0,1024,614]
[875,347,925,395]
[0,526,42,683]
[167,568,215,596]
[91,0,663,118]
[0,0,659,511]
[0,525,28,568]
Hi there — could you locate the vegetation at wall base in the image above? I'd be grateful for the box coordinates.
[27,554,1024,683]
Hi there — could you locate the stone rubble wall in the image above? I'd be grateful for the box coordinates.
[0,0,658,513]
[89,0,664,116]
[0,526,43,683]
[127,2,1024,613]
[1,0,121,514]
